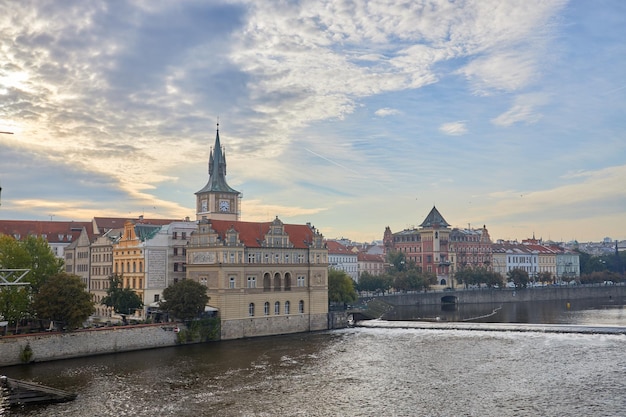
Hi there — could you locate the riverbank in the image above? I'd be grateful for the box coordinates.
[0,323,183,367]
[361,283,626,307]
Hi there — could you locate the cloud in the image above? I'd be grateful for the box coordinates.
[491,93,550,127]
[374,108,401,117]
[439,121,467,136]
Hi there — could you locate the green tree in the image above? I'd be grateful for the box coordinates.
[101,274,144,320]
[21,235,64,292]
[507,268,530,288]
[0,286,31,333]
[0,234,63,292]
[161,279,209,321]
[33,273,94,329]
[328,269,358,304]
[386,251,407,272]
[0,234,31,269]
[358,272,393,295]
[537,271,553,285]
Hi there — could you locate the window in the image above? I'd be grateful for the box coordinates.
[298,300,304,314]
[154,294,160,303]
[264,302,270,316]
[285,301,290,315]
[297,276,306,287]
[247,276,256,288]
[229,277,236,288]
[274,301,280,315]
[248,303,255,317]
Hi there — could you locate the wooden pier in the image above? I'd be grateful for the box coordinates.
[0,375,76,407]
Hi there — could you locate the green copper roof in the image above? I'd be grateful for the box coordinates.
[196,128,240,195]
[135,224,162,242]
[419,206,450,228]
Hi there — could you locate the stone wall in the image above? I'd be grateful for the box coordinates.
[0,324,182,367]
[221,314,329,340]
[364,285,626,307]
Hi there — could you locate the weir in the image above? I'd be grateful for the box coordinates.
[356,319,626,335]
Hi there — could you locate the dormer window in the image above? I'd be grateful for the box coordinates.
[58,234,64,240]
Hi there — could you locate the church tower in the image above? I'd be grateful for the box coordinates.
[195,125,240,221]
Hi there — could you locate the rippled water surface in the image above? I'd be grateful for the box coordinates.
[3,303,626,416]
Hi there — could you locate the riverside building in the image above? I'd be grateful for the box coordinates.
[186,126,329,339]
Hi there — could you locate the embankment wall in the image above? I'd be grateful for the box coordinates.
[365,285,626,307]
[0,323,182,367]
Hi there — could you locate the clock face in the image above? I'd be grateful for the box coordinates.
[219,200,230,212]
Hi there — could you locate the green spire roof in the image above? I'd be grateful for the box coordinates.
[196,126,240,195]
[419,206,450,228]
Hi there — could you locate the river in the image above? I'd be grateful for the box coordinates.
[3,299,626,417]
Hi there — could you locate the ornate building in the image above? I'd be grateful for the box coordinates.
[187,127,329,340]
[384,206,454,286]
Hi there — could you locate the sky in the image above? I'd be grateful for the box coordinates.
[1,0,625,244]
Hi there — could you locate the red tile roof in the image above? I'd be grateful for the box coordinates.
[325,240,351,254]
[0,220,93,243]
[206,219,317,249]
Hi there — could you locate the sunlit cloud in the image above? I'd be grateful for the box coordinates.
[375,108,401,117]
[439,121,468,136]
[491,93,550,127]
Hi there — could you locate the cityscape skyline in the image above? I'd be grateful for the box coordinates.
[1,1,625,243]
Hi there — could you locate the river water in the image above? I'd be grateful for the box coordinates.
[3,299,626,417]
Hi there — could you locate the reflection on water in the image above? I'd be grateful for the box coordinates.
[383,298,626,326]
[3,300,626,417]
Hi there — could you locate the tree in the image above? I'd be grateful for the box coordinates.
[507,268,530,288]
[33,273,94,329]
[21,235,64,292]
[101,274,144,320]
[328,269,357,304]
[358,272,393,295]
[537,271,553,285]
[0,286,30,333]
[386,251,407,272]
[0,234,31,269]
[0,234,63,292]
[161,279,208,321]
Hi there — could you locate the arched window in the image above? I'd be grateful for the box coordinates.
[285,301,290,315]
[298,300,304,314]
[264,302,270,316]
[263,273,271,292]
[274,272,281,291]
[248,303,255,317]
[274,301,280,315]
[284,273,291,291]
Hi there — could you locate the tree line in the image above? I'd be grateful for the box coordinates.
[328,249,626,303]
[0,234,208,334]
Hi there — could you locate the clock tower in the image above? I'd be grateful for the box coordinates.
[195,125,240,221]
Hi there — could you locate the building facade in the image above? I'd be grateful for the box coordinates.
[326,240,358,282]
[186,127,329,340]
